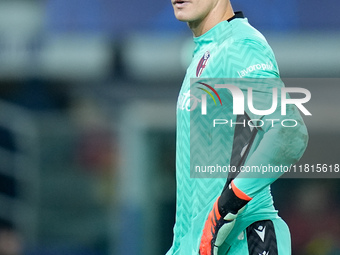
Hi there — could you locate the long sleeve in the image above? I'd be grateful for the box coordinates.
[223,39,309,198]
[233,103,309,197]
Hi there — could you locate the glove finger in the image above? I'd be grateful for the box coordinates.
[214,220,236,246]
[213,245,219,255]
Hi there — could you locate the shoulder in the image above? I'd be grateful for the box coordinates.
[228,18,273,57]
[222,19,279,78]
[229,18,267,42]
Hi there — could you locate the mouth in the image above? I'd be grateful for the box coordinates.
[173,0,188,7]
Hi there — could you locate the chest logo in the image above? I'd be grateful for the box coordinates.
[196,51,210,77]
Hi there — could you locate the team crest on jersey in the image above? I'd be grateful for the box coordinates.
[196,51,210,77]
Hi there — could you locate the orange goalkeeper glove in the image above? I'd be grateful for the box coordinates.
[199,181,252,255]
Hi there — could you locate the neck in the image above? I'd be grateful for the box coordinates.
[189,2,234,37]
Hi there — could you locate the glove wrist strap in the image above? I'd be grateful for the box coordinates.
[218,181,252,218]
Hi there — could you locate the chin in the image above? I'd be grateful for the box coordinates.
[176,16,190,22]
[174,11,192,22]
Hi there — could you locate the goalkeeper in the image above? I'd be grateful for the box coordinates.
[167,0,309,254]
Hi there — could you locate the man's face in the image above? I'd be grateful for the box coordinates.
[171,0,218,23]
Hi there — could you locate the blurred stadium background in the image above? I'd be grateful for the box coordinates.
[0,0,339,255]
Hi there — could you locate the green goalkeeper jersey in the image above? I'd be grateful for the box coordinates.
[167,13,308,255]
